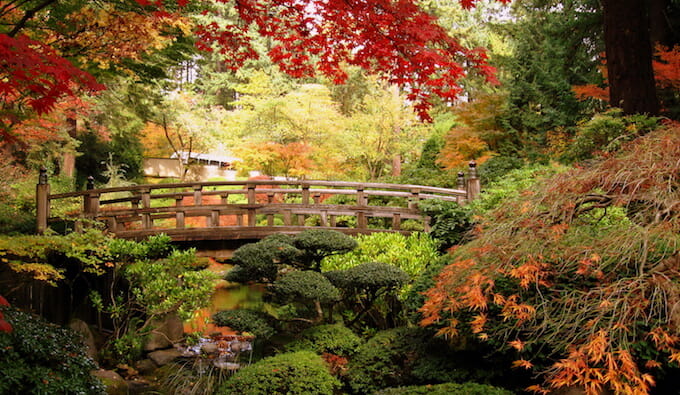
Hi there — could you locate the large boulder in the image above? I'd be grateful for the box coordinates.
[144,314,184,351]
[148,348,182,367]
[68,318,97,360]
[92,369,128,395]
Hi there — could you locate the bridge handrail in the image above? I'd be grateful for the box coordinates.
[35,162,481,238]
[47,180,467,200]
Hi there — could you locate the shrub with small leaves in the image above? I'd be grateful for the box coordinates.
[292,229,358,271]
[345,327,484,394]
[218,351,340,394]
[375,382,514,395]
[212,309,275,340]
[0,306,105,394]
[417,199,473,250]
[227,236,300,283]
[270,270,341,305]
[285,323,362,356]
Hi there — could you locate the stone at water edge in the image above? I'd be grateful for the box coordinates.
[148,348,182,367]
[143,313,184,351]
[91,369,128,395]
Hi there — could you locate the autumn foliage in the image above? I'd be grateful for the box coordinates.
[573,45,680,104]
[421,122,680,394]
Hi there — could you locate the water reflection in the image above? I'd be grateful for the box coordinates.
[184,260,264,336]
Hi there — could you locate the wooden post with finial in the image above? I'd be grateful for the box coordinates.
[466,160,480,201]
[36,167,50,234]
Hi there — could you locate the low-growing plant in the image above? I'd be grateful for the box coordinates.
[284,323,362,356]
[218,351,341,394]
[0,306,106,394]
[212,309,275,340]
[375,382,514,395]
[345,327,489,394]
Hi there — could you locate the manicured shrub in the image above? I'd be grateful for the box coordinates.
[292,229,358,270]
[218,351,340,394]
[227,236,300,283]
[0,307,105,394]
[326,262,409,295]
[285,324,362,356]
[375,382,514,395]
[345,327,483,394]
[270,270,340,305]
[212,309,275,340]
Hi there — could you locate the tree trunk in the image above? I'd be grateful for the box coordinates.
[62,117,77,177]
[602,0,659,115]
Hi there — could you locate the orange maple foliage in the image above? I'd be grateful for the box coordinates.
[421,124,680,394]
[573,45,680,102]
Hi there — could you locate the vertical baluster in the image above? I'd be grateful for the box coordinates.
[36,167,50,234]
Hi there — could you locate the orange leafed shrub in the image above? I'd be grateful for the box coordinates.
[421,122,680,394]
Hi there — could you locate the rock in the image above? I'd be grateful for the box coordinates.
[148,348,182,367]
[144,314,184,351]
[69,319,97,361]
[92,369,128,395]
[127,378,157,394]
[135,358,158,375]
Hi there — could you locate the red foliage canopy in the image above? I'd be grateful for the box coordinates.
[192,0,508,120]
[0,34,104,141]
[0,0,508,144]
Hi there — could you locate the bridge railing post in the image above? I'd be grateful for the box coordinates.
[466,160,481,201]
[301,184,310,205]
[193,185,203,205]
[356,186,367,230]
[36,167,50,234]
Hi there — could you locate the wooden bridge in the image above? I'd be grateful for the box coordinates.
[36,163,480,242]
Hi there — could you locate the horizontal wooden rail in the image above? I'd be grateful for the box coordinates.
[36,162,481,241]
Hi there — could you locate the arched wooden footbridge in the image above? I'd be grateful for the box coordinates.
[36,164,480,242]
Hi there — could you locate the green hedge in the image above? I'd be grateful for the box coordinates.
[0,307,105,394]
[284,324,362,356]
[375,382,515,395]
[218,351,340,394]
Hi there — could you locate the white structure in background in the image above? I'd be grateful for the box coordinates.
[143,151,250,181]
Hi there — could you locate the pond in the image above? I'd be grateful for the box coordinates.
[184,259,265,336]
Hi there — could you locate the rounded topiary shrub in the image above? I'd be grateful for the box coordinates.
[212,309,275,340]
[0,307,105,394]
[270,270,340,304]
[375,382,514,395]
[218,351,340,394]
[284,324,362,356]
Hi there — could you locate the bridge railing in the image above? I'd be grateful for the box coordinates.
[36,162,480,240]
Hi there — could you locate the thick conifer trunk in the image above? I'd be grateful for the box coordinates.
[602,0,659,115]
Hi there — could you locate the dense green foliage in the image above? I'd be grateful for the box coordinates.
[375,382,514,395]
[345,327,494,394]
[292,229,358,270]
[417,201,473,250]
[219,351,341,394]
[0,229,111,287]
[321,232,440,277]
[284,323,363,356]
[212,309,275,340]
[270,270,340,305]
[0,307,105,394]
